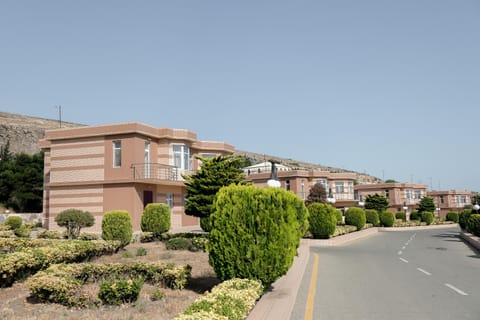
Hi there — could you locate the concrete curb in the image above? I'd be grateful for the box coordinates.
[379,224,458,232]
[460,231,480,252]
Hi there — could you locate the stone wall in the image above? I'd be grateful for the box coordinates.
[0,213,43,225]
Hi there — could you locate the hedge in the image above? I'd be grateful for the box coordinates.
[365,209,380,226]
[379,211,395,227]
[307,203,336,239]
[102,210,133,247]
[467,214,480,237]
[141,203,171,237]
[446,212,459,223]
[421,212,434,225]
[344,207,366,230]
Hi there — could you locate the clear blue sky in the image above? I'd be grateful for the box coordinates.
[1,1,479,191]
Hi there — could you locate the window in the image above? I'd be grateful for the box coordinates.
[166,193,173,209]
[301,180,305,199]
[414,190,421,199]
[144,142,150,178]
[335,182,344,194]
[173,145,191,170]
[385,190,390,198]
[113,141,122,167]
[440,195,444,204]
[286,180,290,191]
[406,189,412,200]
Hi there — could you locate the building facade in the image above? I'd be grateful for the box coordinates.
[244,162,357,210]
[427,190,473,218]
[354,183,428,216]
[40,122,234,232]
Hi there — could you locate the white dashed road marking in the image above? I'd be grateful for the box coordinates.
[445,283,468,296]
[417,268,432,276]
[399,258,409,263]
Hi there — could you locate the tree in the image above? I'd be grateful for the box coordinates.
[306,183,327,205]
[183,155,246,219]
[384,179,398,183]
[418,196,435,213]
[364,194,389,212]
[55,209,95,239]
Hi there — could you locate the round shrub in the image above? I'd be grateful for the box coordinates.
[4,216,22,230]
[459,209,472,230]
[335,210,343,224]
[395,211,406,222]
[14,224,31,238]
[344,207,366,231]
[98,278,143,305]
[307,203,336,239]
[200,216,212,232]
[165,237,192,250]
[208,184,308,288]
[379,211,395,227]
[102,210,133,247]
[141,203,171,237]
[446,212,459,223]
[365,209,380,226]
[467,214,480,237]
[421,211,434,225]
[55,209,94,239]
[410,211,421,221]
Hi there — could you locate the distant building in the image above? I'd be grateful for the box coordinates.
[244,162,357,211]
[427,190,473,218]
[40,122,234,232]
[354,183,428,216]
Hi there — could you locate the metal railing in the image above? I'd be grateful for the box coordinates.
[131,163,182,182]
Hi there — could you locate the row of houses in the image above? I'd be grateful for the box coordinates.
[40,122,475,232]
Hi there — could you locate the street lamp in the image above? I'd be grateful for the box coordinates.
[327,188,336,204]
[267,160,281,188]
[473,203,480,214]
[403,201,408,220]
[436,207,441,218]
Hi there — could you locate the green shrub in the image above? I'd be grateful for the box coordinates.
[446,212,459,223]
[208,185,308,288]
[78,232,99,241]
[139,232,156,243]
[467,214,480,237]
[102,210,133,247]
[395,211,406,222]
[165,237,192,250]
[200,216,212,232]
[365,209,380,226]
[344,207,366,231]
[14,225,31,238]
[459,209,472,230]
[5,216,22,230]
[335,210,343,224]
[307,203,336,239]
[122,250,134,258]
[191,237,209,252]
[55,209,94,239]
[421,211,434,225]
[141,203,171,237]
[410,211,421,221]
[379,211,395,227]
[98,278,143,305]
[150,289,164,301]
[333,225,357,237]
[37,230,65,239]
[0,230,14,238]
[136,247,147,256]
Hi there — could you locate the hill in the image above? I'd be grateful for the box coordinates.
[0,112,381,184]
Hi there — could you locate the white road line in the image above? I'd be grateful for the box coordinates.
[402,246,406,250]
[399,258,409,263]
[445,283,468,296]
[417,268,432,276]
[398,251,402,255]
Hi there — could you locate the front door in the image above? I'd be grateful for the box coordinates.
[143,190,153,207]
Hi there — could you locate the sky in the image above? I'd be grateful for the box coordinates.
[1,1,479,191]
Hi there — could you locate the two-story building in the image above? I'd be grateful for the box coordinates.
[40,122,234,232]
[244,162,357,211]
[427,190,473,218]
[354,183,428,216]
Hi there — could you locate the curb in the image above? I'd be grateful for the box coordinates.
[460,231,480,252]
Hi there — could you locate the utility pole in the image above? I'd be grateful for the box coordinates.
[55,105,62,128]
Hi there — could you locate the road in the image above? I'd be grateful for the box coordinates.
[291,226,480,320]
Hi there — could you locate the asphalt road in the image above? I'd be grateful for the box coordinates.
[291,226,480,320]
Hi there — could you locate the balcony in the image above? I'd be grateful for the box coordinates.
[131,163,192,182]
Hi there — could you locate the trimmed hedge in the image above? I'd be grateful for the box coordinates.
[208,185,308,288]
[28,261,191,307]
[175,278,263,320]
[307,203,336,239]
[0,238,121,287]
[344,207,366,230]
[99,278,144,305]
[102,210,133,247]
[335,210,343,224]
[410,211,421,221]
[446,212,459,223]
[141,203,171,237]
[421,211,434,225]
[395,211,406,222]
[467,214,480,237]
[5,216,22,230]
[459,209,472,230]
[379,211,395,227]
[365,209,380,226]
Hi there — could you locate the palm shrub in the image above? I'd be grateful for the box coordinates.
[208,184,308,287]
[446,211,459,223]
[467,214,480,237]
[4,216,22,230]
[102,210,133,247]
[365,209,380,226]
[344,207,366,230]
[379,211,395,227]
[307,203,336,239]
[395,211,406,222]
[141,203,171,237]
[55,209,94,239]
[421,211,434,225]
[459,209,472,230]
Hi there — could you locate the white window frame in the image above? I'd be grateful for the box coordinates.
[113,140,122,168]
[173,144,191,170]
[166,193,173,209]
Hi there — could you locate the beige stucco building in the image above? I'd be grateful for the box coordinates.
[428,190,473,218]
[40,122,234,232]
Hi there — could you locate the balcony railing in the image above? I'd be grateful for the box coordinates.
[131,163,182,182]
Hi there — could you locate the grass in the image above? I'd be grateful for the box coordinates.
[0,241,218,320]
